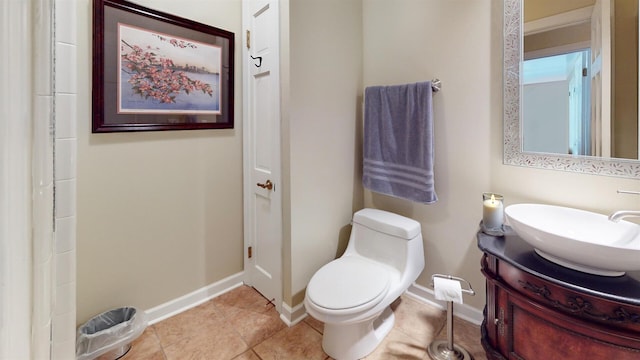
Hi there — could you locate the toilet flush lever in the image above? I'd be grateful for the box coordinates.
[257,180,274,191]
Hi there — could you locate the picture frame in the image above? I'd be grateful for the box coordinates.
[92,0,234,132]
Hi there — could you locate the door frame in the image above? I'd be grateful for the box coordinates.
[241,0,283,314]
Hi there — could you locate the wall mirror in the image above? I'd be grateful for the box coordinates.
[503,0,640,178]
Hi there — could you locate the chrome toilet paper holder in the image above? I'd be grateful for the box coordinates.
[428,274,475,360]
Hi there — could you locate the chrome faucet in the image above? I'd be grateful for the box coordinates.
[609,190,640,222]
[608,210,640,222]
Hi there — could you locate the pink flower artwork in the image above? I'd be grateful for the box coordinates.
[118,23,222,114]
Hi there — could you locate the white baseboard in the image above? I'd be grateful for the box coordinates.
[406,283,484,325]
[145,272,245,325]
[143,271,308,328]
[279,302,307,327]
[276,282,484,328]
[143,275,484,328]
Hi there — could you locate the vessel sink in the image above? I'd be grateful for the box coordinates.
[505,204,640,276]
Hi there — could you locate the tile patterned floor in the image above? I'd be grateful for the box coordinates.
[109,285,487,360]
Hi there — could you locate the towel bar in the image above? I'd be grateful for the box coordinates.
[431,78,441,93]
[362,79,441,99]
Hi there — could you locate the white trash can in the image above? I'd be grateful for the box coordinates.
[76,307,147,360]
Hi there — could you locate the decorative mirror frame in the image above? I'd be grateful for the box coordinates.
[503,0,640,178]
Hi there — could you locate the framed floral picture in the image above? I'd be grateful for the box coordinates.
[92,0,234,132]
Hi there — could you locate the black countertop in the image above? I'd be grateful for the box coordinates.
[478,228,640,306]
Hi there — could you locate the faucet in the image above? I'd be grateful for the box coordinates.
[608,190,640,222]
[608,210,640,222]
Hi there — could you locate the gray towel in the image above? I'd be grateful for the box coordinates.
[363,81,437,204]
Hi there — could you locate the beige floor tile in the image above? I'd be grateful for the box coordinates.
[213,285,270,318]
[163,324,249,360]
[231,349,262,360]
[139,286,487,360]
[153,301,224,347]
[116,327,165,360]
[253,321,328,360]
[303,315,325,334]
[228,305,287,347]
[364,328,428,360]
[391,296,447,344]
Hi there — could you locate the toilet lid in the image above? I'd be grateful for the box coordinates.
[307,257,390,310]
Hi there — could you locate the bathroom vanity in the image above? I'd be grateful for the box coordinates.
[478,230,640,359]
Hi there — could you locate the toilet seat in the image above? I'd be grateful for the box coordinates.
[307,257,390,311]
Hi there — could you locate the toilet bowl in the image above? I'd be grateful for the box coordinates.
[304,208,425,360]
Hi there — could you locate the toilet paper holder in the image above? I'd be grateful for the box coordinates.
[431,274,475,296]
[428,274,475,360]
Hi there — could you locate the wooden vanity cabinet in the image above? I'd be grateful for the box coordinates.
[479,233,640,360]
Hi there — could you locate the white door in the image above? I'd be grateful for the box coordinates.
[590,0,612,157]
[242,0,282,311]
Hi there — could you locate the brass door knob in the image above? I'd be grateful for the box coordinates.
[257,180,273,190]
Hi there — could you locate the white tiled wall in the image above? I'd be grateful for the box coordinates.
[52,0,78,358]
[32,0,55,358]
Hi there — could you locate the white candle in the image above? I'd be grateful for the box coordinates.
[483,194,504,229]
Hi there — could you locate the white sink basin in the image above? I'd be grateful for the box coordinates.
[505,204,640,276]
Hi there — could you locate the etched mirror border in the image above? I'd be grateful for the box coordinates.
[503,0,640,178]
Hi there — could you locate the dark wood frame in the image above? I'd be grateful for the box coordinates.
[92,0,234,133]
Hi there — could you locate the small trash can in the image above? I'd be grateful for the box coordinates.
[76,307,147,360]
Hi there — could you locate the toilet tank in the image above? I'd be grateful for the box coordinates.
[349,208,423,275]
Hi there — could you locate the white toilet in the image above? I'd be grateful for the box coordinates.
[304,208,425,360]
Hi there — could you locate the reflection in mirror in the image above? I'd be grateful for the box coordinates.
[521,0,638,160]
[523,52,592,156]
[503,0,640,178]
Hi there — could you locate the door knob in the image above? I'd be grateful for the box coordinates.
[256,180,273,190]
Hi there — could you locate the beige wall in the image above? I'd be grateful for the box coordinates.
[76,0,640,321]
[362,0,496,310]
[77,0,364,317]
[524,22,590,54]
[524,0,595,22]
[613,0,639,159]
[76,0,244,324]
[285,0,364,305]
[363,0,640,312]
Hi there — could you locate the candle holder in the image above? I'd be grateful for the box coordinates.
[481,192,505,236]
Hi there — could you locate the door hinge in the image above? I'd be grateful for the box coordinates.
[582,68,588,77]
[248,246,253,258]
[246,30,251,49]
